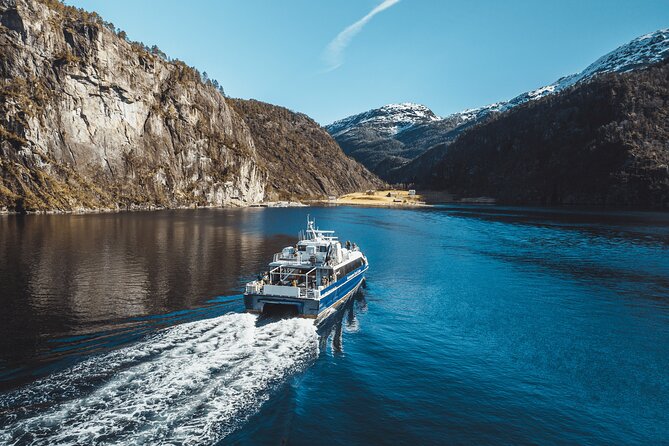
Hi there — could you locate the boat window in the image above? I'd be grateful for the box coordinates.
[335,258,363,278]
[298,245,307,251]
[319,246,328,252]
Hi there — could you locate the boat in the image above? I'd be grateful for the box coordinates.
[244,217,368,321]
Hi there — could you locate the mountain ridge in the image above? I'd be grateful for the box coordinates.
[327,28,669,181]
[327,103,441,138]
[425,58,669,207]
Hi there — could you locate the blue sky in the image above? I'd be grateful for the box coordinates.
[66,0,668,124]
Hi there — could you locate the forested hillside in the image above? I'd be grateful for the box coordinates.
[427,60,669,207]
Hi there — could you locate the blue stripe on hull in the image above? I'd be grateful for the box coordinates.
[319,265,367,311]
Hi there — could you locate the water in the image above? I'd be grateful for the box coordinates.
[1,206,669,445]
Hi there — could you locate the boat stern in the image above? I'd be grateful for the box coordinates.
[244,281,319,318]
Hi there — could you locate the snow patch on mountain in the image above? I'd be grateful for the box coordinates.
[328,29,669,136]
[327,103,440,137]
[561,28,669,88]
[443,28,669,125]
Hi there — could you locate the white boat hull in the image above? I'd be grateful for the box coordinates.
[244,265,367,322]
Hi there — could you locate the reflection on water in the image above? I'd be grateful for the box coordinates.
[317,294,368,355]
[1,205,669,445]
[0,209,295,387]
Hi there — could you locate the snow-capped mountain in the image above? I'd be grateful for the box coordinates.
[327,28,669,179]
[418,46,669,207]
[326,103,440,138]
[324,103,455,178]
[447,28,669,124]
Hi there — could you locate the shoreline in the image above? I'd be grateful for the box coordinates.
[316,189,431,208]
[0,200,309,216]
[314,200,432,209]
[0,191,432,215]
[4,194,664,216]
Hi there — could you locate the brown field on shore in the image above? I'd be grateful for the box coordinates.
[327,190,428,207]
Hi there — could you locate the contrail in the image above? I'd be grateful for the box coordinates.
[323,0,401,72]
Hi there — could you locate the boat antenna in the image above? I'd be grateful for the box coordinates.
[306,214,317,239]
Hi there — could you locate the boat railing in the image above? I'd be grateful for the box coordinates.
[269,266,317,287]
[248,269,321,299]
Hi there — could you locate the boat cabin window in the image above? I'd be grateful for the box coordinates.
[319,246,328,252]
[336,258,364,278]
[298,245,307,251]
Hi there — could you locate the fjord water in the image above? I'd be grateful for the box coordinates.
[1,207,669,445]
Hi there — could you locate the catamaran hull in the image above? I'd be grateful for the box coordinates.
[315,278,364,322]
[245,266,367,322]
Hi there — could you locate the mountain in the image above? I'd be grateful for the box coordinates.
[426,58,669,208]
[228,99,381,200]
[436,28,669,122]
[328,29,669,182]
[0,0,381,213]
[325,103,449,177]
[327,103,441,138]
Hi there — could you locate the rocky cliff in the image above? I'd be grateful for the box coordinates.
[0,0,380,212]
[229,99,382,200]
[427,59,669,208]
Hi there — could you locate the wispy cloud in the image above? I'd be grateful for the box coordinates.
[322,0,401,72]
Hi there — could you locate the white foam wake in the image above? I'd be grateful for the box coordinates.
[0,313,318,445]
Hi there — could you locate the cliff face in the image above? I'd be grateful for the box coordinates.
[0,0,380,212]
[229,99,383,200]
[427,60,669,208]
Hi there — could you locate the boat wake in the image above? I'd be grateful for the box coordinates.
[0,312,318,445]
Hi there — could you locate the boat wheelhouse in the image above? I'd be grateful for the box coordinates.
[244,217,368,320]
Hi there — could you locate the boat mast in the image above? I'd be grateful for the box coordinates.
[307,214,316,240]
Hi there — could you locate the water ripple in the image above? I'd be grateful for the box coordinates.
[0,313,318,445]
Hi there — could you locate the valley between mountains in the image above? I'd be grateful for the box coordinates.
[1,0,668,211]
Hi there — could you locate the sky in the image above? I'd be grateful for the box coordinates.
[65,0,669,124]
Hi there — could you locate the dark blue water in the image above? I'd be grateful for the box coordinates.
[1,206,668,445]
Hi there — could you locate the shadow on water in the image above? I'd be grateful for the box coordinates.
[255,305,300,327]
[316,292,368,355]
[223,291,368,446]
[435,204,669,247]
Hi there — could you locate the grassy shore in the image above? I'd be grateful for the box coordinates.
[326,190,428,207]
